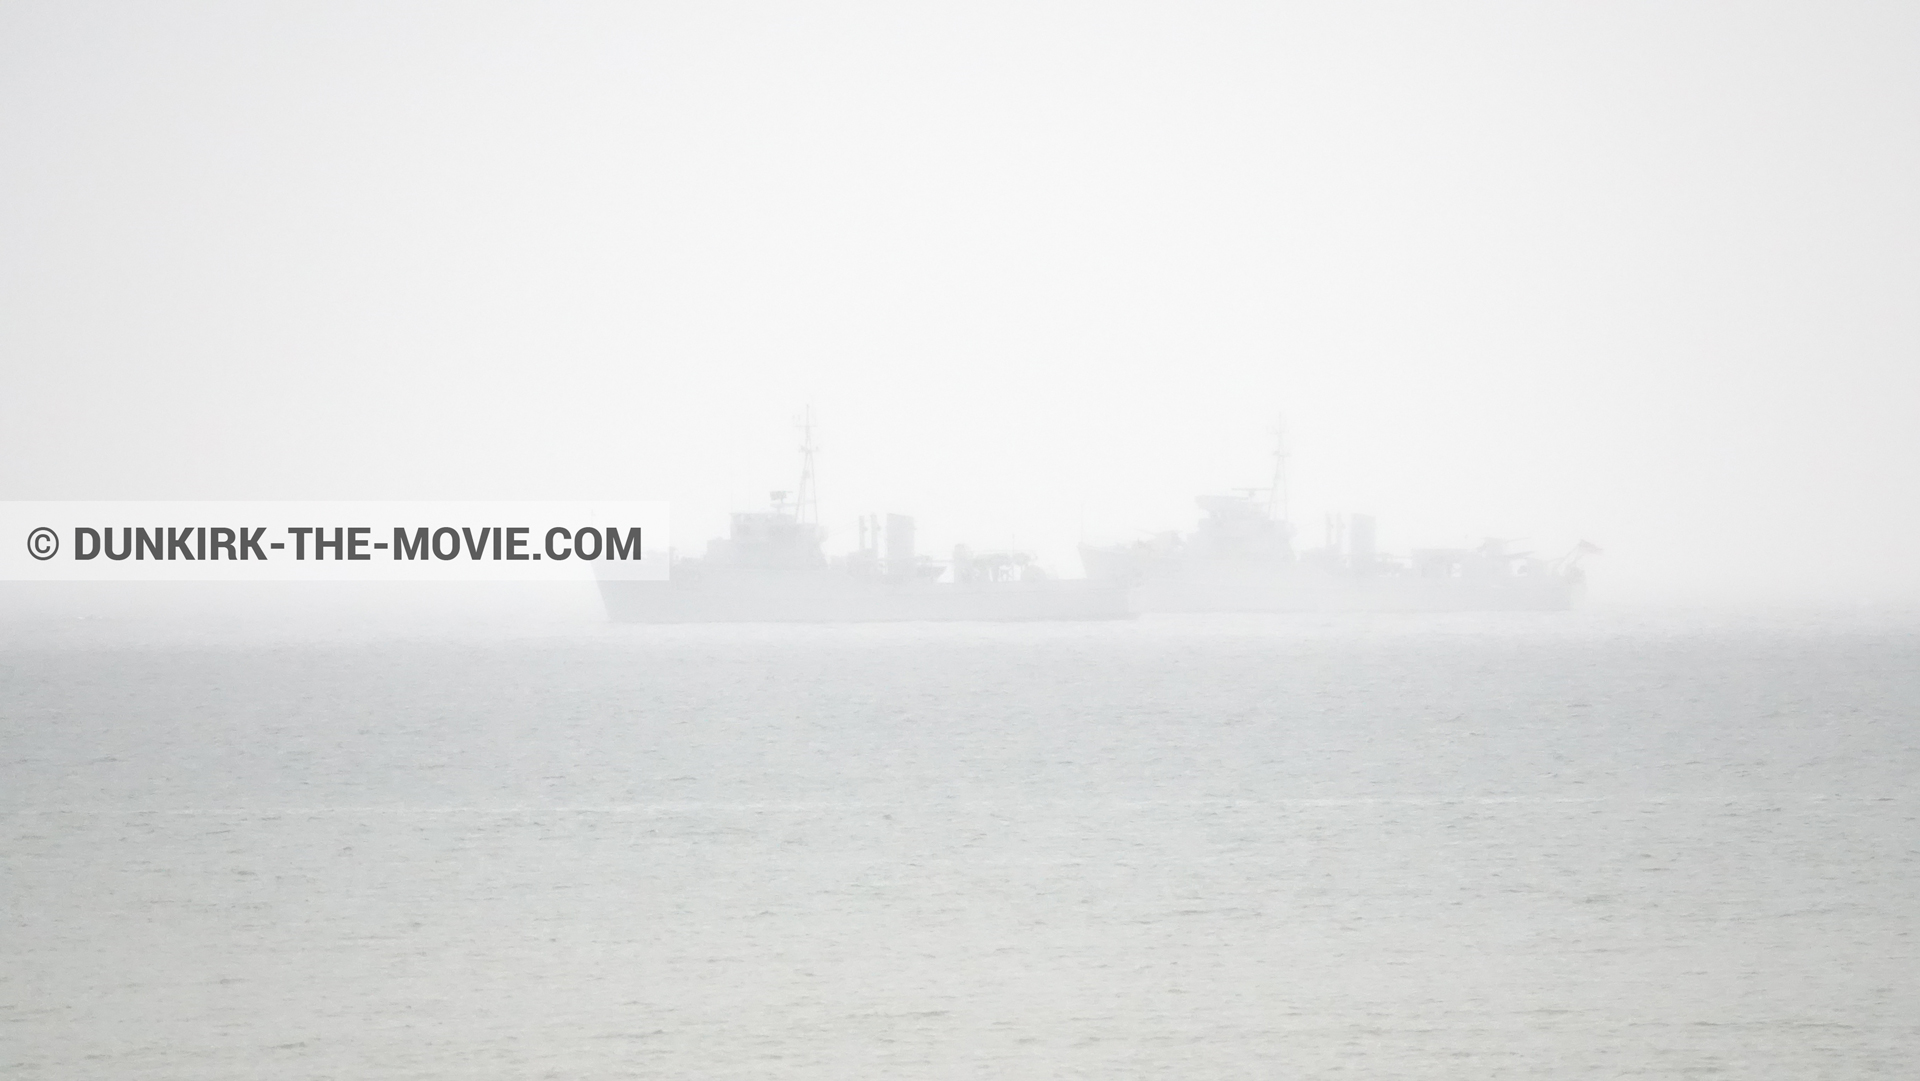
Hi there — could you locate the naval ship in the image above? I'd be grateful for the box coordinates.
[597,418,1130,623]
[1079,437,1595,613]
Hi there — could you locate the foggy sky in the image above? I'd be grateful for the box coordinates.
[4,2,1917,603]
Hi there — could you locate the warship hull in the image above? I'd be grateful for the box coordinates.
[598,573,1131,623]
[1080,514,1588,614]
[1124,572,1577,613]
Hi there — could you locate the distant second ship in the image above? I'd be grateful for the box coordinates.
[1080,492,1594,613]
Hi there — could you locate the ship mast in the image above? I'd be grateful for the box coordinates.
[795,405,820,529]
[1268,414,1290,523]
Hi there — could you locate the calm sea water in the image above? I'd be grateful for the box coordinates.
[4,607,1917,1078]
